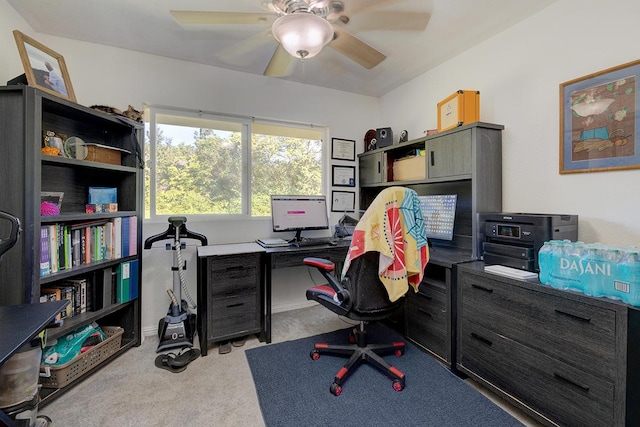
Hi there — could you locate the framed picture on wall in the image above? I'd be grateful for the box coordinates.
[331,191,355,212]
[560,59,640,174]
[331,138,356,161]
[13,30,77,102]
[332,165,356,187]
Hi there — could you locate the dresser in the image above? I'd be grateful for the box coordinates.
[456,262,640,426]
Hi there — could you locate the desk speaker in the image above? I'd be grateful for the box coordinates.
[376,127,393,148]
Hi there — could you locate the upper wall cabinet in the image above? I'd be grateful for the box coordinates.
[426,129,472,180]
[358,122,503,257]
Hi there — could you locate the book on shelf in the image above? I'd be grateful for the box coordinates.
[40,287,63,321]
[59,278,87,315]
[40,226,50,277]
[48,224,59,273]
[129,259,139,301]
[113,217,122,259]
[129,217,137,256]
[39,215,139,277]
[122,216,130,257]
[116,261,131,303]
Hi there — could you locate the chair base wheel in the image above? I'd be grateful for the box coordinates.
[330,382,342,396]
[392,379,404,392]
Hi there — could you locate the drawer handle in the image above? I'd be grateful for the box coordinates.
[430,150,435,166]
[418,308,433,318]
[554,309,591,323]
[471,284,494,293]
[226,302,244,308]
[471,332,493,347]
[553,372,590,392]
[225,266,245,272]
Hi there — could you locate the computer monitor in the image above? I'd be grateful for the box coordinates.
[418,194,457,241]
[271,195,330,242]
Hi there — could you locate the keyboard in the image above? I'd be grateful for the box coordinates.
[294,237,335,247]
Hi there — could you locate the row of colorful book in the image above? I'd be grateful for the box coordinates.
[40,216,137,277]
[40,260,139,320]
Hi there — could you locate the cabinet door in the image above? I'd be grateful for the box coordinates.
[359,152,384,184]
[427,129,471,179]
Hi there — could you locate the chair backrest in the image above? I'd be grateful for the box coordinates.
[343,251,403,316]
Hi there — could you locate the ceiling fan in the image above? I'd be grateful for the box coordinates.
[170,0,430,77]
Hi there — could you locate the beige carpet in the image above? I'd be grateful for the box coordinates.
[39,305,542,426]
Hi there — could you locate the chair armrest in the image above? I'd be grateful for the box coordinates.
[304,257,334,272]
[303,257,351,306]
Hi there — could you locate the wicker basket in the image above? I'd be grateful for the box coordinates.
[39,326,124,389]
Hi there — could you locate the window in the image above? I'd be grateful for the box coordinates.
[145,107,325,219]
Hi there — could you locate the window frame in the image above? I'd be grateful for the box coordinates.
[145,104,329,222]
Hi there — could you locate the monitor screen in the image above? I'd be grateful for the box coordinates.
[418,194,457,241]
[271,195,330,238]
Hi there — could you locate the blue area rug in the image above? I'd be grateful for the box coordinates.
[245,324,524,427]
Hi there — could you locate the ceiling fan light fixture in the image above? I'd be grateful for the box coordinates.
[271,13,333,59]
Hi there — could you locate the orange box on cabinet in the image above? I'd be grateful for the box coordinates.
[437,90,480,132]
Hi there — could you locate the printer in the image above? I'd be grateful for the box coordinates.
[477,213,578,272]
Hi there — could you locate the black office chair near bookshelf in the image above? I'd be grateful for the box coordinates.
[304,187,429,396]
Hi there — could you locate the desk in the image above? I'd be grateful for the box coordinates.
[263,240,350,344]
[196,240,350,355]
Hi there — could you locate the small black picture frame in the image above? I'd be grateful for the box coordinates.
[331,191,355,212]
[331,138,356,161]
[332,165,356,187]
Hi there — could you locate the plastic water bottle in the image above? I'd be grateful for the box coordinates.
[583,245,600,297]
[604,248,622,300]
[618,249,640,306]
[538,241,553,285]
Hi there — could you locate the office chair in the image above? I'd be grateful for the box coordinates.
[304,186,429,396]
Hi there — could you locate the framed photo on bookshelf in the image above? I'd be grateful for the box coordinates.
[331,191,355,212]
[41,191,64,209]
[331,138,356,161]
[13,30,77,102]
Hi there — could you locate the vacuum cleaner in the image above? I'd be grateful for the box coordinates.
[144,217,207,353]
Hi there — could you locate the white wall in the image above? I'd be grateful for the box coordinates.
[0,0,378,334]
[3,0,640,336]
[381,0,640,248]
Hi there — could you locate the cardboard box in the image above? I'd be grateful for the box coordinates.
[393,156,426,181]
[437,90,480,132]
[86,144,123,165]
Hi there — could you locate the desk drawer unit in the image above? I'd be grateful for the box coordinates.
[461,322,613,427]
[270,246,347,269]
[406,283,448,362]
[460,272,616,379]
[457,263,640,427]
[206,252,261,341]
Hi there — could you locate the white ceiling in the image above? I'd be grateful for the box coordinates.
[7,0,556,97]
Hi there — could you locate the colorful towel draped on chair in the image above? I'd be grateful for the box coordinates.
[342,187,430,302]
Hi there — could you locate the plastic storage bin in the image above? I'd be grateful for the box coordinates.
[0,341,42,408]
[39,326,123,389]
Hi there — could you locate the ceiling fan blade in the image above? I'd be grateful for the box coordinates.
[343,0,409,15]
[330,26,386,69]
[218,29,274,67]
[170,10,272,25]
[264,44,297,76]
[351,11,430,32]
